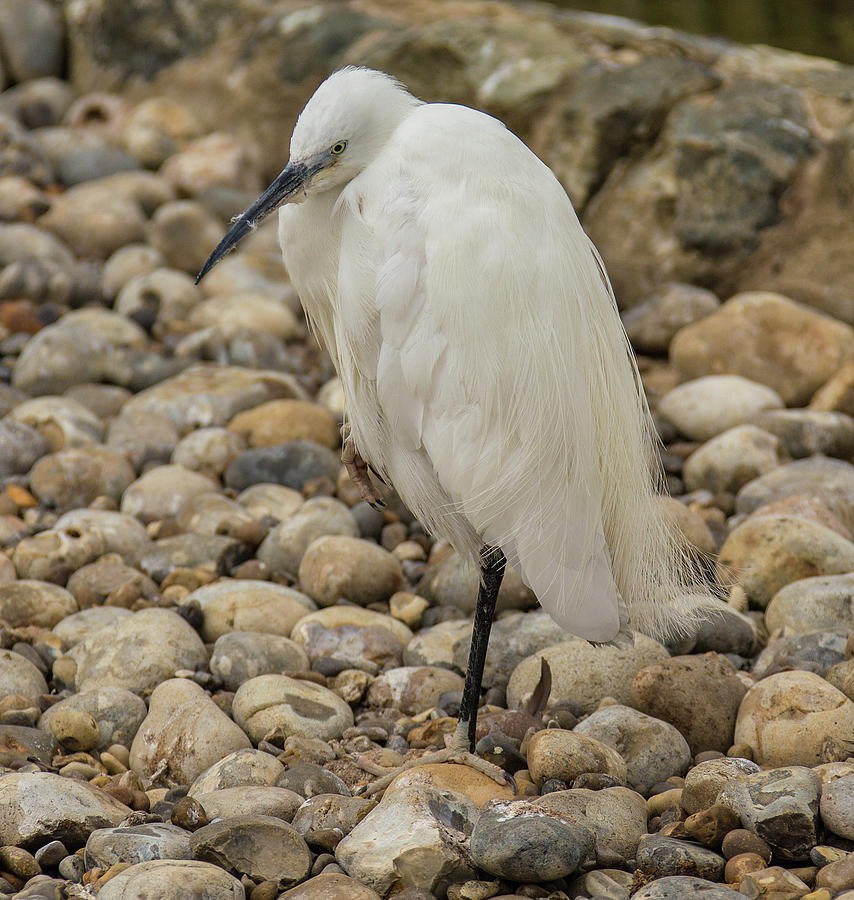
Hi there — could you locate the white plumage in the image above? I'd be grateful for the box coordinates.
[275,67,706,644]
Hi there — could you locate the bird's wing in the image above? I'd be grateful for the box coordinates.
[336,104,675,642]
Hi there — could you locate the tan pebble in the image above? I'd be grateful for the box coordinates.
[802,889,833,900]
[59,761,101,779]
[106,743,130,766]
[0,846,40,880]
[51,656,77,687]
[171,795,209,831]
[647,788,683,816]
[739,866,811,896]
[725,852,767,883]
[83,866,104,884]
[728,742,754,760]
[162,584,190,603]
[100,751,128,775]
[47,707,100,752]
[388,591,429,628]
[96,862,133,887]
[393,541,427,563]
[684,803,740,848]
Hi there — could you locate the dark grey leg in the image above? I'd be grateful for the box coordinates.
[454,546,506,752]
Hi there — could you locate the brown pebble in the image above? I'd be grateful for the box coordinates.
[96,862,133,887]
[102,784,134,807]
[249,882,278,900]
[684,804,741,848]
[695,750,725,764]
[171,796,208,831]
[725,852,767,883]
[0,846,39,880]
[728,742,754,760]
[131,790,150,812]
[790,866,817,886]
[721,828,772,862]
[311,853,336,876]
[815,850,854,893]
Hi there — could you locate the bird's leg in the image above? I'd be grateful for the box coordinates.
[451,545,506,751]
[357,547,515,798]
[341,422,385,510]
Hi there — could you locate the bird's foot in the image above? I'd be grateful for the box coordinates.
[341,428,385,510]
[356,742,516,798]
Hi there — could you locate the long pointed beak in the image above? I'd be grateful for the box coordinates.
[196,160,312,283]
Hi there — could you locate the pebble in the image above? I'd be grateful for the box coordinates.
[237,483,304,522]
[190,578,316,642]
[722,829,773,861]
[8,395,102,450]
[0,0,65,82]
[232,674,354,743]
[138,532,248,582]
[681,757,761,815]
[631,876,746,899]
[129,679,251,784]
[717,765,821,860]
[507,632,669,714]
[738,866,812,898]
[658,375,784,441]
[734,670,854,766]
[192,295,300,342]
[65,555,160,611]
[229,399,336,449]
[210,631,310,691]
[470,798,595,881]
[191,786,304,823]
[526,728,628,786]
[85,822,191,868]
[66,608,208,693]
[335,786,479,896]
[819,774,854,840]
[278,872,381,899]
[44,706,100,752]
[574,704,692,795]
[0,772,129,846]
[0,724,56,765]
[752,409,854,459]
[752,629,848,678]
[299,535,403,607]
[291,793,377,840]
[765,573,854,635]
[636,834,726,880]
[682,425,784,495]
[171,426,245,476]
[0,649,48,702]
[190,814,311,888]
[12,525,106,584]
[630,653,747,754]
[120,464,218,523]
[107,409,179,471]
[187,748,284,796]
[366,666,465,716]
[276,762,350,798]
[622,283,720,354]
[95,859,244,899]
[298,619,405,671]
[0,580,76,628]
[683,803,740,848]
[403,619,472,669]
[53,509,150,566]
[384,763,516,808]
[815,851,854,893]
[0,420,47,477]
[257,497,359,575]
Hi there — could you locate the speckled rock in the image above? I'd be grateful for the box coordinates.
[631,653,748,754]
[751,409,854,460]
[658,376,784,441]
[237,483,304,522]
[171,426,245,476]
[574,704,692,794]
[298,536,403,607]
[137,533,248,582]
[12,526,106,584]
[0,580,76,628]
[66,608,208,693]
[106,409,179,471]
[279,873,381,899]
[191,786,304,823]
[507,633,670,714]
[120,464,218,523]
[0,772,129,848]
[366,666,465,716]
[95,859,243,899]
[383,763,516,808]
[471,797,595,881]
[292,606,414,649]
[419,552,537,614]
[536,786,648,859]
[210,632,309,691]
[683,425,785,495]
[820,775,854,840]
[0,649,48,702]
[85,822,192,868]
[765,574,854,635]
[53,509,150,566]
[232,674,354,743]
[752,629,848,678]
[527,728,628,786]
[39,687,147,750]
[191,579,316,642]
[130,679,251,785]
[257,497,358,575]
[335,786,479,896]
[190,814,311,888]
[291,793,377,839]
[297,618,405,672]
[717,766,821,860]
[734,670,854,767]
[188,748,284,796]
[120,364,304,434]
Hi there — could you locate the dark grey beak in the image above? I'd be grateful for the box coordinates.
[196,161,311,283]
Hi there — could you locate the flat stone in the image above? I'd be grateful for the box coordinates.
[229,399,337,448]
[0,420,48,477]
[526,728,627,787]
[95,859,243,899]
[298,536,403,607]
[738,866,812,899]
[819,774,854,840]
[717,766,821,861]
[236,483,304,522]
[85,822,191,868]
[277,762,350,799]
[232,674,354,743]
[751,409,854,460]
[30,446,135,510]
[470,797,595,881]
[335,786,478,896]
[366,666,465,716]
[734,670,854,767]
[636,835,726,880]
[0,772,129,848]
[225,441,340,492]
[383,763,515,808]
[65,555,160,612]
[39,687,147,751]
[210,631,309,691]
[191,579,316,642]
[632,875,747,899]
[291,793,378,839]
[404,619,473,670]
[191,786,304,823]
[681,757,761,816]
[751,629,848,679]
[507,632,669,714]
[622,283,720,354]
[0,725,56,766]
[188,748,283,796]
[814,850,854,893]
[190,814,310,887]
[297,619,404,672]
[7,395,102,450]
[120,464,218,523]
[53,509,150,566]
[292,606,413,648]
[107,409,179,471]
[138,534,249,582]
[130,679,251,785]
[279,873,381,899]
[52,606,134,646]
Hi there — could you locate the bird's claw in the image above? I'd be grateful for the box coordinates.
[341,430,385,509]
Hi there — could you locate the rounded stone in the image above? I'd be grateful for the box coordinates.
[8,395,102,451]
[278,873,381,900]
[30,446,135,510]
[622,283,720,354]
[85,822,191,868]
[12,527,106,585]
[683,425,784,495]
[147,200,225,276]
[574,704,692,795]
[0,420,48,477]
[171,426,245,476]
[383,764,515,809]
[636,834,726,881]
[45,707,100,752]
[95,859,243,900]
[765,573,854,636]
[190,294,299,341]
[191,579,317,642]
[292,607,413,649]
[191,786,304,823]
[681,757,761,816]
[0,649,48,702]
[107,409,179,472]
[188,748,284,796]
[658,376,784,441]
[232,674,354,743]
[39,687,147,751]
[237,483,304,522]
[120,464,219,523]
[820,774,854,840]
[366,666,465,716]
[734,670,854,767]
[0,581,76,628]
[526,729,628,787]
[229,400,337,449]
[210,632,310,691]
[298,536,404,607]
[632,876,745,899]
[470,798,595,881]
[403,619,473,670]
[53,509,150,566]
[507,633,669,714]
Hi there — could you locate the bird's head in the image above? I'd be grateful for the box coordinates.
[196,67,419,283]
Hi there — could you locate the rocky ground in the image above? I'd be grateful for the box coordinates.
[0,1,853,900]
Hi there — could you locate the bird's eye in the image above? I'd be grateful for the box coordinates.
[331,141,348,155]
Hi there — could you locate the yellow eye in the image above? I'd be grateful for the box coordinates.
[331,141,348,155]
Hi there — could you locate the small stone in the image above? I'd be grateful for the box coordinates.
[225,441,340,492]
[29,445,131,511]
[0,420,47,477]
[681,757,761,815]
[229,399,336,450]
[95,859,243,899]
[738,866,811,899]
[210,632,310,691]
[293,606,413,648]
[191,785,303,823]
[34,839,67,870]
[765,573,854,636]
[622,283,719,354]
[291,793,377,841]
[85,822,192,868]
[138,534,247,582]
[419,552,537,615]
[120,464,218,523]
[752,409,854,460]
[815,851,854,893]
[717,766,821,861]
[0,580,76,628]
[470,797,595,881]
[820,775,854,840]
[526,729,627,787]
[170,796,208,831]
[53,509,150,566]
[278,872,381,899]
[734,670,854,767]
[0,649,48,703]
[751,630,847,679]
[721,828,773,862]
[366,666,465,716]
[298,536,403,607]
[0,0,64,82]
[46,707,100,752]
[403,619,472,670]
[384,764,515,808]
[298,620,404,672]
[683,804,741,848]
[66,555,161,612]
[388,591,430,629]
[632,876,746,899]
[233,674,354,743]
[190,814,310,888]
[683,425,784,495]
[187,748,283,796]
[636,835,726,880]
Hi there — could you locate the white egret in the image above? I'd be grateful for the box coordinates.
[198,67,709,759]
